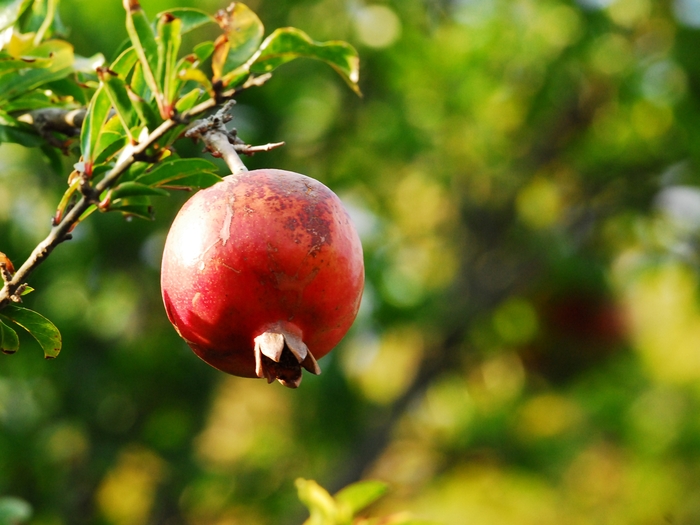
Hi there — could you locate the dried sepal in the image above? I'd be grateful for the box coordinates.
[254,329,321,388]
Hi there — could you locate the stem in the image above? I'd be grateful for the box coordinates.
[204,130,248,175]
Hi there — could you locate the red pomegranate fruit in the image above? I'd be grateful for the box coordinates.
[160,168,364,388]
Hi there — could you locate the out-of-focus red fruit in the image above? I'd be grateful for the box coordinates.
[160,168,364,388]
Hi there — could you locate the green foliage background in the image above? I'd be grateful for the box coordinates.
[3,0,700,523]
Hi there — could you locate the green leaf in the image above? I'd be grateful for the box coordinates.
[0,317,19,354]
[72,52,105,73]
[157,13,181,109]
[246,28,360,95]
[80,85,112,169]
[3,305,61,359]
[174,86,204,114]
[99,69,136,137]
[0,55,52,72]
[0,496,32,524]
[296,479,337,525]
[156,14,182,103]
[335,480,388,516]
[126,85,159,131]
[0,0,32,34]
[124,0,160,109]
[193,41,214,63]
[0,39,74,101]
[212,2,263,82]
[93,129,126,166]
[157,171,221,190]
[108,195,154,220]
[157,7,213,34]
[109,45,138,77]
[177,66,211,95]
[136,158,221,187]
[111,181,169,200]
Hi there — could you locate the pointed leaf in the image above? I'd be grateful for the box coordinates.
[193,41,214,63]
[212,2,263,81]
[157,7,214,34]
[0,317,20,354]
[109,45,138,77]
[247,28,360,94]
[136,157,220,187]
[157,171,222,190]
[80,85,112,168]
[111,181,169,199]
[3,305,61,358]
[93,133,127,166]
[335,480,389,516]
[99,68,136,137]
[124,0,160,105]
[174,86,205,113]
[156,13,181,110]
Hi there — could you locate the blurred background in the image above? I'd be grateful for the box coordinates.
[3,0,700,523]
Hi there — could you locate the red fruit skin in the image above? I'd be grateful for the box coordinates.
[161,168,364,378]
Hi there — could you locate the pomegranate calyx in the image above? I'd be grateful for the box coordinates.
[254,330,321,389]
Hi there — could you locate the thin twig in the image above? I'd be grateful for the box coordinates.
[185,100,283,175]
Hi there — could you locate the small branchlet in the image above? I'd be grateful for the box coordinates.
[185,100,284,174]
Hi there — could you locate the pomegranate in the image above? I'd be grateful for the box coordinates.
[160,168,364,388]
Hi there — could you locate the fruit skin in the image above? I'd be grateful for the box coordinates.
[160,168,364,386]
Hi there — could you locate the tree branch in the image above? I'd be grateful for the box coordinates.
[0,94,226,310]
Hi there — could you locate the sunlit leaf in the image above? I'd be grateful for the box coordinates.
[124,0,160,109]
[0,0,32,34]
[0,39,74,101]
[193,40,214,63]
[0,55,52,72]
[177,66,211,94]
[93,130,126,166]
[335,480,388,516]
[157,7,213,34]
[245,28,360,95]
[296,478,337,525]
[99,68,136,137]
[109,45,138,77]
[80,85,112,169]
[174,86,205,113]
[0,317,19,354]
[72,52,105,73]
[212,2,263,82]
[3,305,61,358]
[156,13,181,111]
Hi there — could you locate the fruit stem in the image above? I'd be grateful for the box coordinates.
[205,129,249,175]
